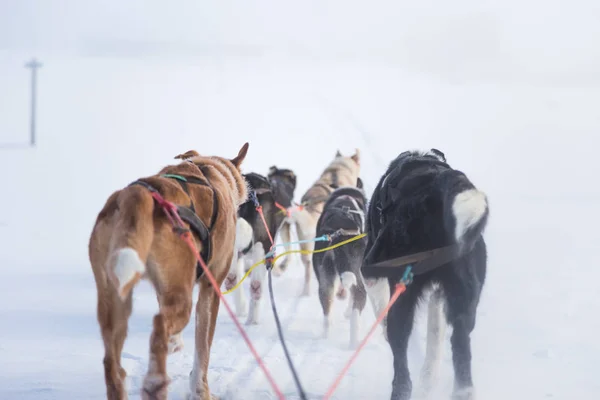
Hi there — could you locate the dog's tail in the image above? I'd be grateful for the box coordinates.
[442,171,489,252]
[106,186,156,300]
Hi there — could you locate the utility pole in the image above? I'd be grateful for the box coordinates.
[25,58,42,147]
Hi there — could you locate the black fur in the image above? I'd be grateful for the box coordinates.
[313,187,369,343]
[238,168,297,258]
[361,149,489,400]
[268,166,297,208]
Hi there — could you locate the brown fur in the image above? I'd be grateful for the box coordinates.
[88,143,249,400]
[288,149,361,296]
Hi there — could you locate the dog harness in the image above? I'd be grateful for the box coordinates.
[129,166,219,281]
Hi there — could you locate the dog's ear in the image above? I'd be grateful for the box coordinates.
[357,177,364,189]
[231,142,249,168]
[268,165,278,176]
[351,148,361,165]
[430,148,446,162]
[174,150,200,160]
[336,150,342,157]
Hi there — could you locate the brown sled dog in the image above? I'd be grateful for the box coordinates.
[88,143,249,400]
[287,149,361,296]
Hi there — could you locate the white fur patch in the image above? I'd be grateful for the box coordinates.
[453,386,475,400]
[235,218,253,250]
[364,277,390,339]
[418,290,447,396]
[452,189,488,242]
[112,247,145,297]
[340,271,358,289]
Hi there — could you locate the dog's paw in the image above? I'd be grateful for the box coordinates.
[142,374,170,400]
[452,387,475,400]
[168,333,184,354]
[188,394,220,400]
[188,392,219,400]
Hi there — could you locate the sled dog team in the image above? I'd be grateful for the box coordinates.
[89,143,489,400]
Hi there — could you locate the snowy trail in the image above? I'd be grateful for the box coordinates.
[1,40,599,399]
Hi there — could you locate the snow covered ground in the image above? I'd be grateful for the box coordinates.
[1,1,599,399]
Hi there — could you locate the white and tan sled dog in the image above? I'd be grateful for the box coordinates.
[287,149,361,296]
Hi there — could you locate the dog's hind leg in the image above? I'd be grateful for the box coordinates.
[143,248,195,400]
[343,273,367,349]
[387,289,419,400]
[97,285,133,400]
[338,251,367,349]
[142,313,170,400]
[190,257,231,400]
[443,277,482,400]
[416,287,447,398]
[246,242,267,325]
[317,268,336,339]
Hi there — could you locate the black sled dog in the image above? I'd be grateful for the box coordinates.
[312,186,368,348]
[224,167,297,325]
[361,149,489,400]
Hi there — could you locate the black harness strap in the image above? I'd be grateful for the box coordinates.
[362,244,460,277]
[129,167,219,281]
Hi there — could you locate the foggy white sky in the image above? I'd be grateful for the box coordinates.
[2,0,600,83]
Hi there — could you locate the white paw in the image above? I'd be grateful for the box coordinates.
[245,303,260,325]
[453,386,475,400]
